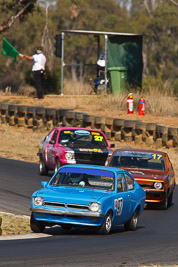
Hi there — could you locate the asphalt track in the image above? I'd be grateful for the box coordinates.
[0,157,178,266]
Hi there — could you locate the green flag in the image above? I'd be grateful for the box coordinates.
[2,38,19,61]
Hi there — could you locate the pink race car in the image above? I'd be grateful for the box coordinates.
[38,127,114,175]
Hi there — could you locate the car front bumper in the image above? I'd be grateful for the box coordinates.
[144,190,166,203]
[31,207,105,217]
[30,207,105,227]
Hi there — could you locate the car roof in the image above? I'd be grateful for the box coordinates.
[113,148,166,156]
[54,127,104,133]
[60,164,125,174]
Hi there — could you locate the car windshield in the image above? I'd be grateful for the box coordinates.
[49,167,115,191]
[109,152,166,171]
[58,129,108,148]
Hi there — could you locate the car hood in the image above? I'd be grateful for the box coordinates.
[125,168,167,181]
[65,145,110,153]
[35,187,110,204]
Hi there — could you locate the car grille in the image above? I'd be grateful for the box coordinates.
[140,184,155,189]
[74,151,108,165]
[44,201,89,210]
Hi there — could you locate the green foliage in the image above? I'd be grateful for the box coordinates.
[44,68,60,94]
[0,0,177,96]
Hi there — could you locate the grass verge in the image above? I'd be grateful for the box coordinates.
[0,212,31,236]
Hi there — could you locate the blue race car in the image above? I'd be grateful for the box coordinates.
[30,164,145,235]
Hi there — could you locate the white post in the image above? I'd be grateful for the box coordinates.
[61,32,64,95]
[104,35,108,95]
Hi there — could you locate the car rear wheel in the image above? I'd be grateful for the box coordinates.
[55,158,61,173]
[98,211,112,235]
[124,209,139,231]
[39,156,48,175]
[30,213,45,233]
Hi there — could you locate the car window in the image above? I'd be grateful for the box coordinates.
[125,174,135,190]
[50,169,115,191]
[46,130,55,143]
[165,154,174,176]
[109,153,166,171]
[51,130,58,143]
[117,173,127,192]
[58,129,108,147]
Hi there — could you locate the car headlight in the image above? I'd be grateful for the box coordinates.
[89,202,101,212]
[65,152,74,160]
[154,182,163,189]
[33,197,44,206]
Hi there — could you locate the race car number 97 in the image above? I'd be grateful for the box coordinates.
[94,136,103,142]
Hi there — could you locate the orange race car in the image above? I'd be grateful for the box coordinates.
[108,148,176,209]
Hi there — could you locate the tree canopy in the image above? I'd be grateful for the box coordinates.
[0,0,177,95]
[0,0,37,33]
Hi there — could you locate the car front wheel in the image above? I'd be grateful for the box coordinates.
[55,158,61,173]
[168,191,173,207]
[98,211,112,235]
[30,213,45,233]
[160,194,169,210]
[39,156,48,175]
[124,209,139,231]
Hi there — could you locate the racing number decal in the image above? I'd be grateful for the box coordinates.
[114,197,123,216]
[94,136,103,142]
[152,154,163,160]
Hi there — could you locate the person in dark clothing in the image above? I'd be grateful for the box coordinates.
[19,46,46,99]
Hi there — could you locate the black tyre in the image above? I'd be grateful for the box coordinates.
[98,211,112,235]
[75,112,84,120]
[146,123,156,132]
[66,111,76,119]
[61,224,72,231]
[17,105,27,114]
[135,121,146,131]
[55,158,61,173]
[95,116,105,124]
[168,127,177,136]
[124,209,139,231]
[39,156,48,175]
[168,191,173,207]
[27,106,36,115]
[46,108,57,117]
[36,106,45,116]
[160,194,168,210]
[113,118,124,128]
[58,109,73,118]
[105,117,113,126]
[0,103,8,112]
[30,213,45,233]
[83,114,95,123]
[8,104,17,113]
[124,120,136,129]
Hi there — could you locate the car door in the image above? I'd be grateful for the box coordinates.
[43,129,56,168]
[47,129,59,168]
[114,173,132,224]
[125,173,137,214]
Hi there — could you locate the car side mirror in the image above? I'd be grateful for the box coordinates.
[49,140,55,145]
[110,144,115,148]
[41,181,48,188]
